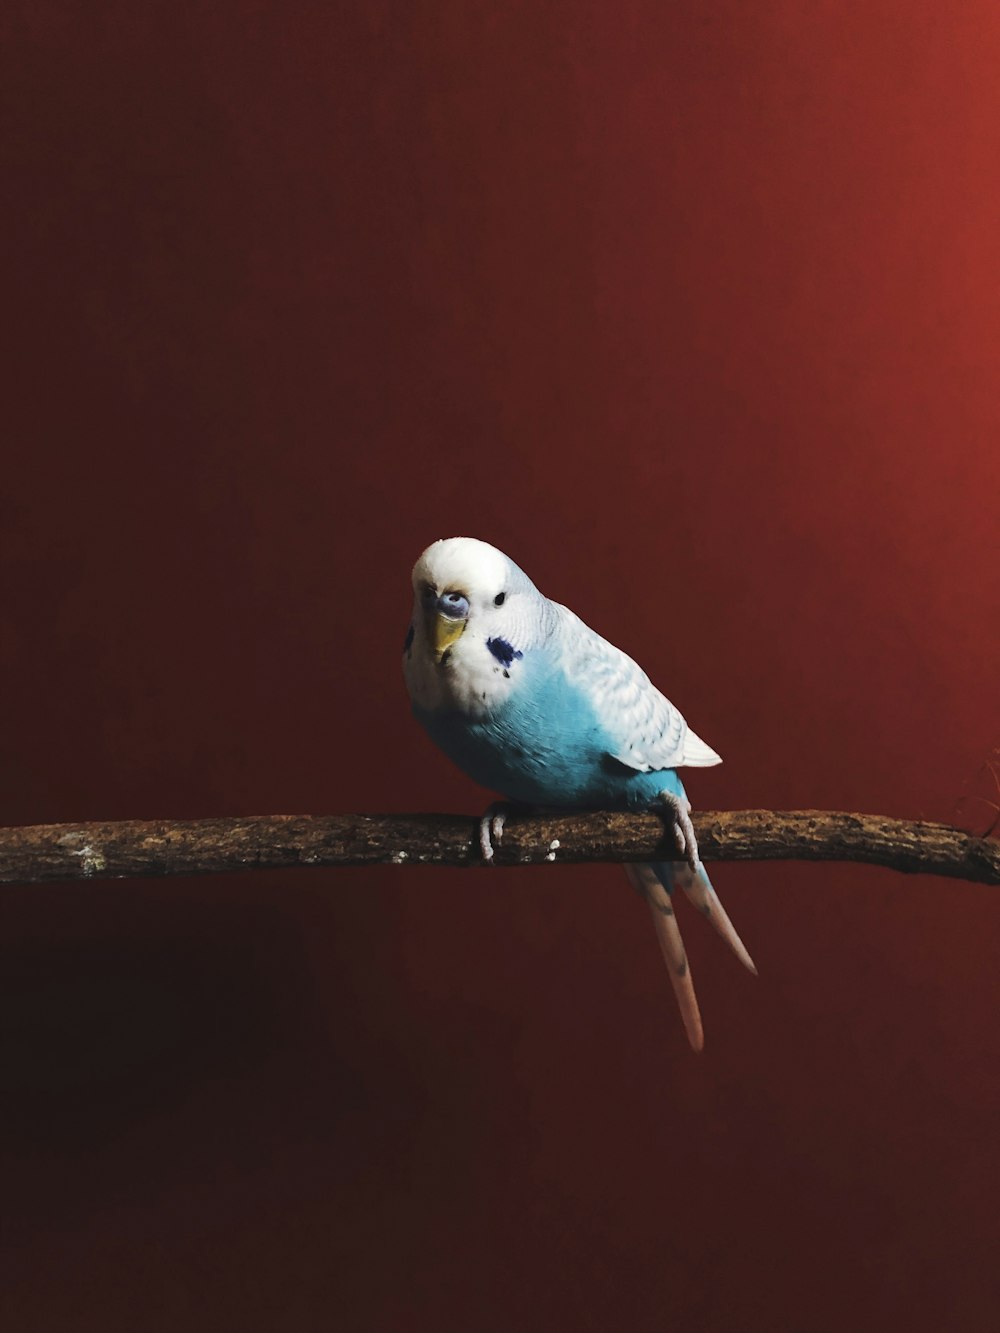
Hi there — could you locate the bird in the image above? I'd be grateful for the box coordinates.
[402,536,756,1050]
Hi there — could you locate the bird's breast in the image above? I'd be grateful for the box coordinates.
[412,658,664,807]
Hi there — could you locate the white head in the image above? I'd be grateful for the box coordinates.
[404,537,550,713]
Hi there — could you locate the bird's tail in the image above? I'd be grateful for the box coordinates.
[624,860,757,1052]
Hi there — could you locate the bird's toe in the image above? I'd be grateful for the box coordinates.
[478,803,508,863]
[660,790,700,874]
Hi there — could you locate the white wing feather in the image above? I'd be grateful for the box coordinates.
[552,604,721,773]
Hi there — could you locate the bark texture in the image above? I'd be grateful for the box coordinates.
[1,810,996,885]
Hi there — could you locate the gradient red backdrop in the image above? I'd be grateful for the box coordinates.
[3,3,999,1329]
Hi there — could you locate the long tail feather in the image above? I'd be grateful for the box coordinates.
[659,860,758,976]
[627,860,756,1050]
[625,863,704,1051]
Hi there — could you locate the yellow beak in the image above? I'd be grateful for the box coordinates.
[428,610,467,663]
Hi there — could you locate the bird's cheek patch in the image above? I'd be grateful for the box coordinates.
[486,637,523,668]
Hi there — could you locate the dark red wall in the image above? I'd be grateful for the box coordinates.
[4,3,999,1329]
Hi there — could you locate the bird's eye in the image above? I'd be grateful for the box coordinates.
[494,592,506,606]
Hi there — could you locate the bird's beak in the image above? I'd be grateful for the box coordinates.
[427,610,466,663]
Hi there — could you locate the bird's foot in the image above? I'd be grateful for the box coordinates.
[659,790,700,874]
[478,802,510,863]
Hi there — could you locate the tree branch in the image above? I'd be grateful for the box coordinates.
[0,810,996,886]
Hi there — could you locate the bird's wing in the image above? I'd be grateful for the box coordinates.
[552,605,721,772]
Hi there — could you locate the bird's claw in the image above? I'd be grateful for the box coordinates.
[479,803,509,863]
[660,790,701,874]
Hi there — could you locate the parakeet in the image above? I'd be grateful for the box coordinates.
[402,536,755,1050]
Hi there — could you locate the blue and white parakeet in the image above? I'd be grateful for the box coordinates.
[402,537,756,1050]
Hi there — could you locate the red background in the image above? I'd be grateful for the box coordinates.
[3,3,999,1329]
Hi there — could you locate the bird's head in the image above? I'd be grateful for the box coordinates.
[408,537,538,666]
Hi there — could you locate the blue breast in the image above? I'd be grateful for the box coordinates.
[414,651,684,809]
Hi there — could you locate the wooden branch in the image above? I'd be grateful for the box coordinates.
[0,810,996,886]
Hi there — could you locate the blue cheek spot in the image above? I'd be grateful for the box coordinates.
[403,624,414,654]
[487,637,523,668]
